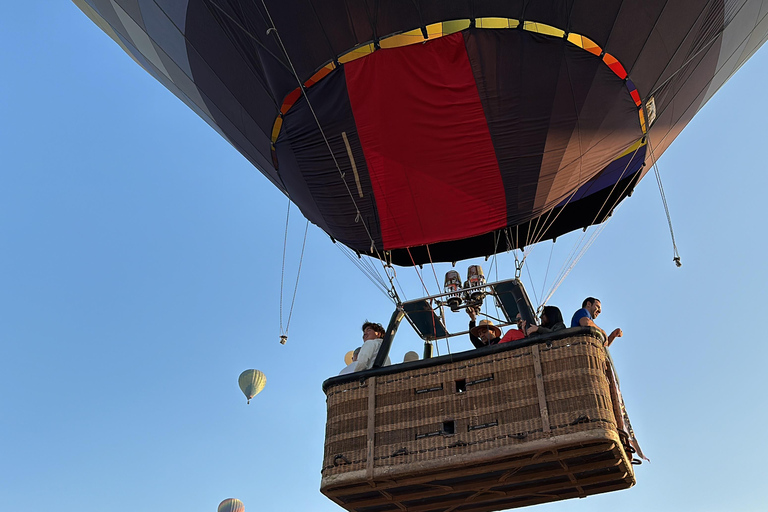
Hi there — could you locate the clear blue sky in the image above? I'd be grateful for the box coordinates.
[3,3,767,512]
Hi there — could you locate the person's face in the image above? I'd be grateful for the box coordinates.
[541,312,548,325]
[363,326,380,341]
[515,313,523,330]
[477,326,493,342]
[587,301,602,318]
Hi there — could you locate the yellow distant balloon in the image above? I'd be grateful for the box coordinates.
[218,498,244,512]
[344,350,354,365]
[403,351,419,363]
[238,369,266,404]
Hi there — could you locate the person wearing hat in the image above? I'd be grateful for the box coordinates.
[466,307,503,348]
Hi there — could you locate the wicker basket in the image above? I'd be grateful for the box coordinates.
[321,330,635,512]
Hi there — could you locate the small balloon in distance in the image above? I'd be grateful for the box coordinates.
[238,369,266,404]
[344,350,354,365]
[218,498,244,512]
[403,351,419,363]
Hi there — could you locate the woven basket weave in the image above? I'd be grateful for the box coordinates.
[321,330,635,512]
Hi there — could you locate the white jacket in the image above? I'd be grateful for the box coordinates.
[354,337,391,372]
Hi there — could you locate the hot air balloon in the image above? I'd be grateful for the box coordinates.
[238,369,266,404]
[72,1,768,510]
[72,0,768,269]
[218,498,244,512]
[344,350,354,366]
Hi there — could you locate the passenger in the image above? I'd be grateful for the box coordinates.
[467,307,502,348]
[499,313,526,343]
[570,297,623,346]
[339,347,361,375]
[526,306,566,336]
[354,321,392,371]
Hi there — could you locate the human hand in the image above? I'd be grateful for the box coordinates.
[605,328,623,347]
[526,324,538,335]
[466,306,478,321]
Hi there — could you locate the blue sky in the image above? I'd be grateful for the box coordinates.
[2,3,768,512]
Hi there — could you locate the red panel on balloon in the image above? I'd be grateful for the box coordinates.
[345,33,507,251]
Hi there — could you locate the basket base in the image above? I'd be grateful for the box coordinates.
[321,429,635,512]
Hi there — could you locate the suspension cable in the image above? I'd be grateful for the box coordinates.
[539,241,555,307]
[406,248,432,299]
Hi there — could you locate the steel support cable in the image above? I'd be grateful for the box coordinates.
[334,244,382,289]
[537,139,642,307]
[539,241,555,308]
[633,3,767,263]
[304,0,341,64]
[404,246,444,357]
[393,272,408,302]
[526,122,646,248]
[425,245,454,357]
[643,3,766,150]
[541,144,642,307]
[645,25,727,103]
[335,245,391,296]
[524,28,585,251]
[525,260,540,307]
[541,215,613,309]
[556,210,616,288]
[259,0,393,289]
[544,177,635,304]
[525,33,623,252]
[406,247,432,299]
[425,245,443,294]
[207,0,293,77]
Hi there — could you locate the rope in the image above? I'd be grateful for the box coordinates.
[647,139,682,267]
[259,0,396,294]
[279,198,291,336]
[284,220,310,331]
[278,200,310,341]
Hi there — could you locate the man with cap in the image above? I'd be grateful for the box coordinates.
[466,307,502,348]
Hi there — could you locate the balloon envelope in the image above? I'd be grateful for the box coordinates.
[238,369,266,404]
[403,351,420,363]
[344,350,354,365]
[218,498,244,512]
[73,1,768,265]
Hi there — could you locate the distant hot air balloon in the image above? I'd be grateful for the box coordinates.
[238,370,266,404]
[403,351,420,363]
[344,350,354,365]
[218,498,244,512]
